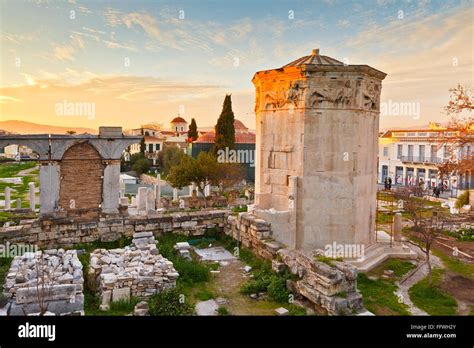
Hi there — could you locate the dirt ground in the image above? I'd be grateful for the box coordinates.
[439,272,474,315]
[210,259,283,315]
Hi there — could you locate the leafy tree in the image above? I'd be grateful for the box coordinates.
[213,94,235,154]
[132,157,151,176]
[187,118,198,142]
[167,152,222,207]
[157,145,187,175]
[139,137,146,154]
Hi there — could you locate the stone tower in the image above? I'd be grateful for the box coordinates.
[251,49,387,251]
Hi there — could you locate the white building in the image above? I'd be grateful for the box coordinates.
[378,123,473,194]
[128,118,189,164]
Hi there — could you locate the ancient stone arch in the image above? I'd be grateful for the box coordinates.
[58,142,104,218]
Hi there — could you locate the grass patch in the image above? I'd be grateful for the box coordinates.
[315,255,342,267]
[85,293,140,316]
[195,289,215,301]
[376,211,394,224]
[0,162,36,178]
[0,257,13,289]
[155,233,213,296]
[368,259,417,281]
[357,273,410,315]
[432,249,474,281]
[232,205,248,213]
[408,269,457,316]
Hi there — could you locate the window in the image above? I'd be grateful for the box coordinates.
[397,144,403,158]
[383,147,388,157]
[148,144,153,152]
[156,144,161,151]
[408,145,413,160]
[430,145,437,157]
[419,145,425,161]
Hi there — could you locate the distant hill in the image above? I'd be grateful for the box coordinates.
[0,120,97,135]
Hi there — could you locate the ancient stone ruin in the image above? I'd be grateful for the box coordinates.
[89,231,178,309]
[252,49,386,251]
[0,127,141,219]
[277,249,362,315]
[3,249,84,316]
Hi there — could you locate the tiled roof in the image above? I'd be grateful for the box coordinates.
[234,119,248,130]
[194,131,255,144]
[281,49,344,68]
[171,116,187,123]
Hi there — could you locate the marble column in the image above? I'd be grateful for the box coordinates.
[28,182,35,211]
[4,186,11,210]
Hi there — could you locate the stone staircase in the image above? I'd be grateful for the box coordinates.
[347,242,418,272]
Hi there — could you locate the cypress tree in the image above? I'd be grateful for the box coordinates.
[213,94,235,154]
[188,118,198,141]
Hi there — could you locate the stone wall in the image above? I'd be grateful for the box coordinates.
[0,210,229,249]
[224,213,284,259]
[278,249,362,315]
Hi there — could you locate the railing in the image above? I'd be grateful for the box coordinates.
[399,156,443,164]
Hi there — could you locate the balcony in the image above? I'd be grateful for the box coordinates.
[400,156,443,164]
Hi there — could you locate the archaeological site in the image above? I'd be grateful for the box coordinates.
[0,1,472,345]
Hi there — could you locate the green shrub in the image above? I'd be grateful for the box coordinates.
[132,157,151,176]
[267,277,290,303]
[173,258,210,286]
[455,191,470,209]
[149,288,194,316]
[240,277,271,295]
[217,306,229,315]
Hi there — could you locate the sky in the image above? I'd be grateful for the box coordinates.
[0,0,473,131]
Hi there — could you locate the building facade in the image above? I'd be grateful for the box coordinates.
[378,123,473,194]
[129,119,189,164]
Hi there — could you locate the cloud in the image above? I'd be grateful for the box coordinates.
[0,73,232,128]
[53,45,76,61]
[122,12,161,39]
[0,96,21,104]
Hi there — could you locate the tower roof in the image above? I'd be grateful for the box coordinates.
[281,48,344,68]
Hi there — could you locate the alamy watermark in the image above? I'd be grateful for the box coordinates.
[0,242,38,258]
[217,147,255,167]
[55,99,95,120]
[380,99,420,120]
[324,242,365,260]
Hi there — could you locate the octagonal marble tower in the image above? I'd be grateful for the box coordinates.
[252,49,387,251]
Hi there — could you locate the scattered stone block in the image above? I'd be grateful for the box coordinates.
[275,307,289,316]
